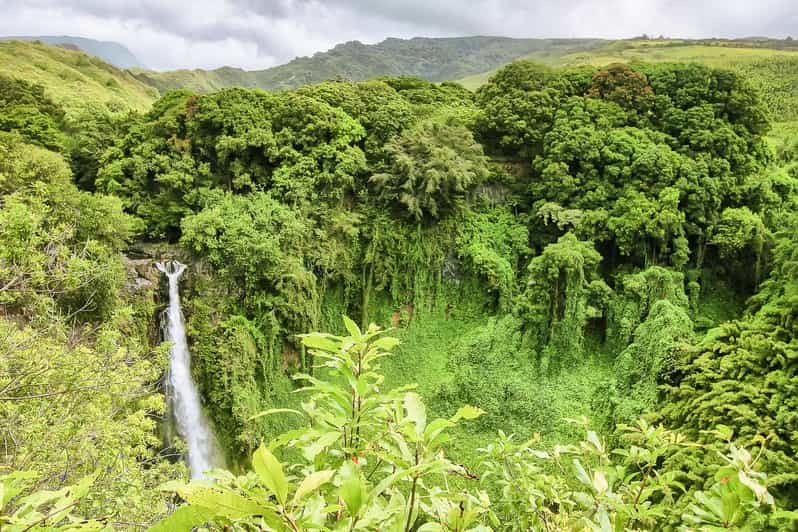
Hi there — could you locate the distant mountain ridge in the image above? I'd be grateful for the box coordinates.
[132,36,607,93]
[0,35,143,69]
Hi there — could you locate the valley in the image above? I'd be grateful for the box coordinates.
[1,31,797,530]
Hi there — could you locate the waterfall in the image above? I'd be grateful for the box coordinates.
[156,261,222,479]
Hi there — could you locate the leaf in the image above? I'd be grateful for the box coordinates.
[247,408,305,421]
[302,431,341,462]
[586,430,603,453]
[404,392,427,436]
[451,405,485,422]
[596,505,612,531]
[423,418,455,442]
[292,470,334,505]
[371,336,400,351]
[342,315,362,340]
[175,485,265,519]
[253,444,289,505]
[301,334,341,353]
[338,466,364,517]
[148,505,216,532]
[1,471,38,507]
[593,470,609,495]
[573,459,591,487]
[774,510,798,521]
[738,471,774,505]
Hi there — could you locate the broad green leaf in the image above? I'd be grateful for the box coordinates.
[301,334,341,352]
[176,485,265,519]
[451,405,485,422]
[342,315,362,340]
[302,431,341,462]
[338,468,364,517]
[253,444,289,505]
[371,336,400,351]
[148,505,216,532]
[423,418,455,442]
[292,470,335,505]
[1,471,38,507]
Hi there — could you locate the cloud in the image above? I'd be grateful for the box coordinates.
[0,0,795,71]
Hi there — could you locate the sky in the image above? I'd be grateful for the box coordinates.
[0,0,796,71]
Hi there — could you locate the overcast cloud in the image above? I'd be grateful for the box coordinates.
[0,0,796,71]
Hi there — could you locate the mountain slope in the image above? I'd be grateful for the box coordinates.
[0,35,143,69]
[134,36,607,93]
[0,40,157,116]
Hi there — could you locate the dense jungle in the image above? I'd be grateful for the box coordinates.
[1,35,797,531]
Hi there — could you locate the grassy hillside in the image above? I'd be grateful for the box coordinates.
[460,38,798,122]
[0,40,157,116]
[0,35,143,68]
[134,36,607,93]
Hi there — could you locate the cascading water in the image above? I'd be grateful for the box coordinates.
[156,261,222,479]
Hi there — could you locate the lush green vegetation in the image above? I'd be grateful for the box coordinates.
[1,38,798,531]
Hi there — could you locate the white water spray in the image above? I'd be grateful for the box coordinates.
[156,261,222,479]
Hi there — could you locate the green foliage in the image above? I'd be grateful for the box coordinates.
[476,60,772,280]
[99,88,369,237]
[0,74,65,151]
[370,120,489,222]
[1,471,102,531]
[519,233,603,368]
[188,307,298,459]
[606,299,694,426]
[0,134,137,318]
[156,320,785,530]
[159,318,489,530]
[605,266,690,350]
[659,216,798,503]
[710,206,767,285]
[180,192,316,332]
[4,35,798,529]
[474,61,574,157]
[435,317,538,434]
[455,205,530,309]
[0,124,178,528]
[483,419,779,531]
[297,80,416,161]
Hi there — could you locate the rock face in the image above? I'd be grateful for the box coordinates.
[124,257,160,293]
[123,245,197,296]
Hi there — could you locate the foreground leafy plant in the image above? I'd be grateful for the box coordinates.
[156,317,487,531]
[154,318,789,531]
[0,471,102,531]
[479,419,781,531]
